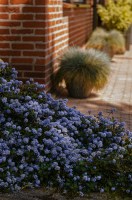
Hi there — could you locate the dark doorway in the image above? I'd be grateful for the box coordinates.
[93,0,105,30]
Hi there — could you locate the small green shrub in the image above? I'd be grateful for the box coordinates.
[86,28,108,51]
[0,62,132,197]
[55,47,110,98]
[109,30,126,54]
[90,28,108,38]
[86,28,114,58]
[97,0,132,32]
[86,28,125,56]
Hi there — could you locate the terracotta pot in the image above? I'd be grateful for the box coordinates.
[103,45,114,59]
[67,82,92,98]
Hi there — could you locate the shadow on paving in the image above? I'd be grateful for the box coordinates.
[0,189,131,200]
[56,92,132,131]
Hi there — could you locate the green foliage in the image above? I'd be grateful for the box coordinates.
[90,28,108,38]
[109,30,126,54]
[55,47,110,98]
[86,28,113,58]
[0,63,132,197]
[86,28,108,51]
[97,0,132,32]
[86,28,125,56]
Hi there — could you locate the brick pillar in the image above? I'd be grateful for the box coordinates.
[0,0,68,90]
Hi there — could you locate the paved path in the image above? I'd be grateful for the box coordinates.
[67,46,132,131]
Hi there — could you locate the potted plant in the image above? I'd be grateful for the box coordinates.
[86,28,126,56]
[86,28,114,58]
[54,47,110,98]
[108,30,126,54]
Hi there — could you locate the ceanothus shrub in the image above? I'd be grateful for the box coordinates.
[0,62,132,196]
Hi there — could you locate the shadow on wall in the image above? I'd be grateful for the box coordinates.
[44,32,57,90]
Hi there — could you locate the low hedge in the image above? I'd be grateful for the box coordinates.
[0,62,132,197]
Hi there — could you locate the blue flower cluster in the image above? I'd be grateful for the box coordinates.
[0,62,132,196]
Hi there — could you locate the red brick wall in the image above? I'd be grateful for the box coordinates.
[63,1,93,47]
[0,0,69,90]
[0,0,46,82]
[0,0,94,90]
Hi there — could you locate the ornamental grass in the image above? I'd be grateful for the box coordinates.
[55,47,110,98]
[86,28,126,57]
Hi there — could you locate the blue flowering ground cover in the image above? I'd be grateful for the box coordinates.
[0,62,132,197]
